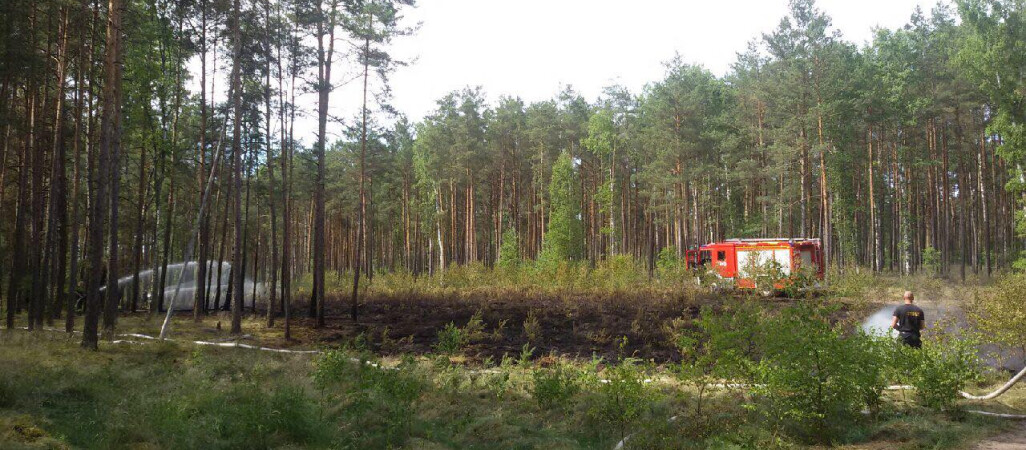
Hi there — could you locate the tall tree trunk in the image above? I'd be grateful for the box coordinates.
[350,21,371,323]
[28,8,46,331]
[264,0,279,328]
[102,30,125,337]
[979,129,991,276]
[66,0,91,331]
[277,3,295,339]
[82,0,123,349]
[7,93,33,330]
[195,0,209,321]
[130,134,147,312]
[313,0,336,327]
[45,10,71,326]
[229,0,244,334]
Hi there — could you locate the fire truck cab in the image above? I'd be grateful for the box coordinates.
[686,238,823,291]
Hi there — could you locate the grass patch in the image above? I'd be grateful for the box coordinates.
[1,274,1020,449]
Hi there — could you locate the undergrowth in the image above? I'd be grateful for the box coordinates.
[298,255,700,298]
[0,293,1009,450]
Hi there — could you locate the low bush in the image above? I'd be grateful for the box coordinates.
[434,311,486,355]
[753,306,886,443]
[532,362,584,412]
[968,274,1026,361]
[434,322,465,355]
[827,268,874,298]
[688,301,764,385]
[586,341,659,443]
[522,310,541,343]
[680,302,888,444]
[496,228,521,270]
[907,322,983,412]
[301,253,703,298]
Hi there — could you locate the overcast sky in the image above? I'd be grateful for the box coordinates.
[279,0,946,143]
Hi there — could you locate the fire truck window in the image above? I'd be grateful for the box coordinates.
[717,251,726,261]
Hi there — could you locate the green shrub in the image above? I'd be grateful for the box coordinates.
[363,358,427,443]
[690,301,764,384]
[922,246,941,274]
[752,306,885,444]
[315,349,427,447]
[435,322,466,355]
[907,323,982,411]
[656,247,683,273]
[433,311,487,355]
[587,350,658,443]
[667,314,733,420]
[496,228,521,270]
[739,254,786,296]
[532,362,583,411]
[592,254,646,290]
[827,268,874,298]
[523,310,541,343]
[539,150,584,263]
[313,348,353,388]
[968,274,1026,359]
[781,266,819,299]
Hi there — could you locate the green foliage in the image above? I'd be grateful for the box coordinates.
[538,150,583,264]
[434,311,486,355]
[0,338,336,449]
[683,302,890,444]
[532,362,584,411]
[314,348,428,447]
[0,293,1008,450]
[782,267,819,299]
[753,306,886,443]
[968,274,1026,359]
[314,347,354,388]
[655,247,687,281]
[906,323,983,411]
[739,253,786,296]
[522,310,541,343]
[691,301,764,384]
[666,316,724,421]
[592,254,648,291]
[365,255,697,298]
[827,268,874,298]
[587,353,658,442]
[922,246,941,274]
[957,0,1026,265]
[434,322,465,355]
[496,228,521,270]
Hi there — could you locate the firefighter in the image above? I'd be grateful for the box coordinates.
[890,291,925,348]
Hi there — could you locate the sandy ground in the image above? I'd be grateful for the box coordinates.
[974,424,1026,450]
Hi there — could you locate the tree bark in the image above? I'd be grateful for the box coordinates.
[230,0,244,334]
[82,0,123,349]
[313,0,336,327]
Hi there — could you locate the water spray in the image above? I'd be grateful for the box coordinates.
[158,82,233,340]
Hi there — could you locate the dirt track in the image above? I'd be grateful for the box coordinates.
[974,425,1026,449]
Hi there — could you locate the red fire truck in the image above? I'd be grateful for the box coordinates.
[686,238,824,291]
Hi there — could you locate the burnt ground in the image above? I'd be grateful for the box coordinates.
[312,289,705,362]
[284,289,844,363]
[132,289,854,364]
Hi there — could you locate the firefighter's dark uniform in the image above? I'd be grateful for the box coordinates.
[893,304,925,348]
